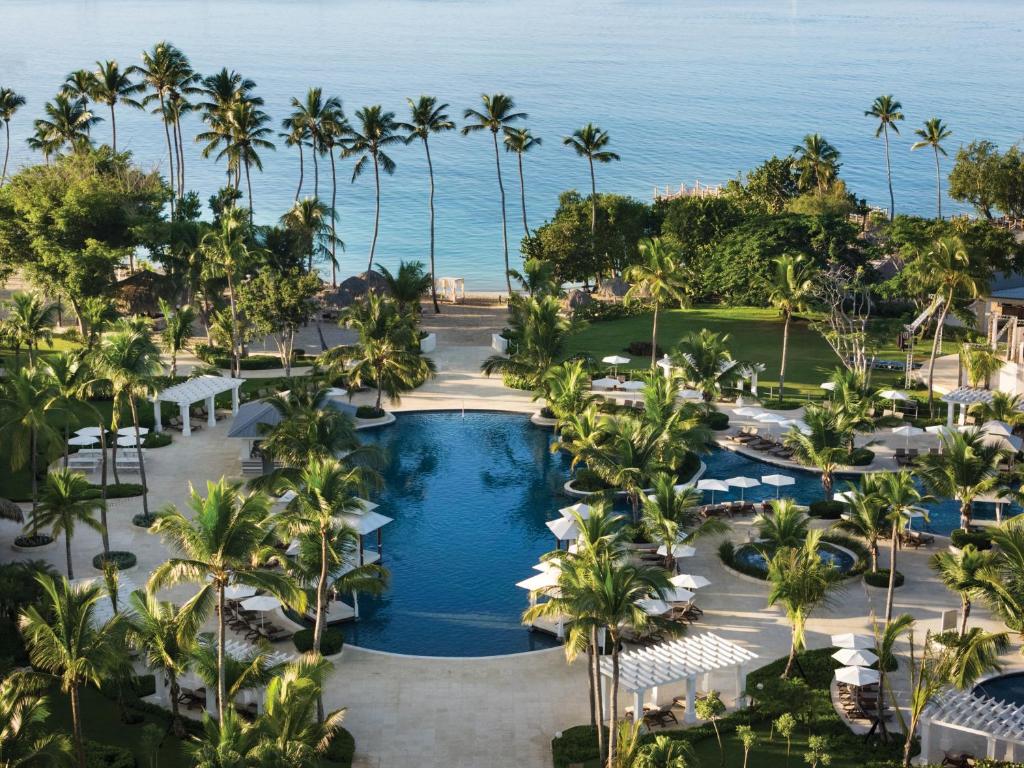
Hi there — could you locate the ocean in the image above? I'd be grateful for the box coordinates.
[2,0,1022,289]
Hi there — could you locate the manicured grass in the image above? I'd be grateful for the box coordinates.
[566,305,959,397]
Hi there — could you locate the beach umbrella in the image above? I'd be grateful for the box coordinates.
[657,541,695,558]
[761,474,795,499]
[116,436,139,448]
[820,381,836,392]
[636,598,671,616]
[620,379,646,391]
[602,355,630,375]
[831,633,874,650]
[224,584,259,600]
[68,435,98,447]
[591,377,619,390]
[834,666,880,687]
[755,412,787,424]
[679,389,703,400]
[892,424,924,450]
[325,387,348,398]
[559,502,592,520]
[546,517,579,542]
[516,570,560,592]
[118,426,149,436]
[274,490,298,505]
[671,573,711,590]
[75,426,103,437]
[663,586,696,603]
[240,595,281,628]
[734,407,763,417]
[726,476,760,501]
[781,419,811,435]
[696,478,729,504]
[878,389,910,415]
[833,490,856,504]
[532,559,562,574]
[832,648,879,667]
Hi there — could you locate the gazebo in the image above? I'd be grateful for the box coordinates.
[335,507,393,566]
[941,387,994,427]
[917,688,1024,764]
[153,375,245,436]
[599,632,758,724]
[435,277,465,304]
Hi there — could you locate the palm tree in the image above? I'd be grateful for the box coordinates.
[462,94,527,294]
[0,87,27,185]
[976,524,1024,646]
[0,669,72,767]
[149,478,306,722]
[563,124,620,236]
[624,238,688,367]
[833,477,888,572]
[865,95,904,219]
[911,118,952,219]
[280,118,309,202]
[124,588,200,737]
[972,391,1024,426]
[90,61,142,153]
[29,469,105,579]
[61,70,96,105]
[285,88,337,198]
[792,133,841,193]
[159,299,196,378]
[931,545,994,636]
[917,428,1006,530]
[319,102,348,287]
[876,470,928,623]
[783,405,847,499]
[222,100,275,218]
[18,574,125,768]
[481,295,579,387]
[188,710,256,768]
[196,68,262,191]
[754,499,810,551]
[767,254,814,400]
[95,319,162,523]
[345,105,402,273]
[766,531,845,677]
[671,329,740,408]
[503,127,542,238]
[280,196,340,275]
[2,291,58,364]
[399,96,454,313]
[643,474,725,569]
[201,207,251,377]
[33,94,99,154]
[25,123,62,164]
[376,260,432,315]
[0,367,62,512]
[540,360,598,428]
[257,388,362,471]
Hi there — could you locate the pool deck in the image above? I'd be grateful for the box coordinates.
[2,306,1021,768]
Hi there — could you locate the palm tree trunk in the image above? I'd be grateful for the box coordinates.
[960,499,972,530]
[130,398,150,521]
[174,115,186,196]
[607,640,619,768]
[312,142,319,198]
[517,153,529,237]
[884,528,898,623]
[110,104,117,154]
[314,533,328,652]
[491,131,512,295]
[926,298,951,414]
[330,146,339,287]
[586,641,596,728]
[30,429,38,514]
[783,632,797,677]
[589,157,597,236]
[217,583,227,722]
[650,304,659,368]
[227,273,240,379]
[779,310,791,400]
[70,682,85,768]
[883,126,894,220]
[960,595,971,635]
[424,138,440,314]
[96,421,110,555]
[2,120,10,186]
[367,154,381,273]
[295,141,304,202]
[934,147,942,219]
[245,158,254,223]
[65,531,74,578]
[158,95,175,216]
[592,627,605,764]
[169,673,185,738]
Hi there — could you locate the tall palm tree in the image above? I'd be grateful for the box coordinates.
[280,196,340,276]
[563,124,620,237]
[90,61,142,153]
[95,319,163,522]
[319,102,348,287]
[624,237,688,367]
[149,478,306,722]
[33,94,99,153]
[462,94,527,294]
[0,669,72,767]
[931,545,994,636]
[2,291,58,364]
[833,476,888,572]
[61,70,96,106]
[257,388,362,472]
[376,259,432,315]
[865,95,904,219]
[767,254,815,400]
[201,207,251,377]
[754,499,810,551]
[917,428,1006,530]
[783,404,847,499]
[222,99,275,218]
[540,359,598,428]
[911,117,952,219]
[0,367,62,512]
[285,88,337,198]
[29,469,105,579]
[876,470,928,623]
[481,294,579,387]
[399,96,455,313]
[766,531,845,677]
[196,68,261,191]
[159,299,196,378]
[503,127,542,238]
[18,575,124,768]
[976,524,1024,647]
[792,133,841,193]
[280,118,309,202]
[345,105,402,273]
[25,123,62,164]
[671,329,740,408]
[0,87,27,185]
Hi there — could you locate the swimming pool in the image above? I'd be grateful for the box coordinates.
[974,672,1024,707]
[733,542,857,574]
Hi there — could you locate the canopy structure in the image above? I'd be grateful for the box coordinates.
[599,632,758,724]
[942,387,995,427]
[154,375,245,436]
[335,507,392,566]
[918,689,1024,764]
[227,398,359,439]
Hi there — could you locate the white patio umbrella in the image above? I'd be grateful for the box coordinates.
[834,666,880,687]
[68,434,98,447]
[620,379,646,392]
[240,595,282,628]
[636,597,671,616]
[878,389,910,414]
[892,424,924,450]
[761,474,795,498]
[118,426,149,436]
[781,419,811,435]
[657,541,695,558]
[559,502,592,520]
[726,476,760,501]
[224,584,259,600]
[671,573,711,590]
[820,381,836,392]
[592,377,619,390]
[755,412,787,424]
[833,490,856,504]
[663,586,696,603]
[75,426,103,437]
[832,648,879,667]
[116,435,139,448]
[602,355,630,375]
[696,478,729,504]
[734,407,763,417]
[831,633,874,650]
[546,517,579,542]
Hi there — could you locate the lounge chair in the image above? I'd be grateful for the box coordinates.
[642,702,678,728]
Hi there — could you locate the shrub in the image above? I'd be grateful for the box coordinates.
[675,452,701,484]
[702,411,729,430]
[322,728,356,768]
[502,372,535,391]
[142,431,171,448]
[625,340,663,357]
[131,673,156,698]
[13,533,54,548]
[571,469,610,493]
[355,405,385,420]
[84,741,135,768]
[83,483,144,500]
[846,447,875,466]
[293,628,344,656]
[572,301,648,322]
[552,724,604,768]
[864,568,904,589]
[92,551,136,571]
[951,528,993,550]
[539,406,556,419]
[132,514,155,529]
[808,500,845,519]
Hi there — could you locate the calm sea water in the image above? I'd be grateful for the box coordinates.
[2,1,1023,289]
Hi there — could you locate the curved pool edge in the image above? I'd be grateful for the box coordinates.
[342,640,571,662]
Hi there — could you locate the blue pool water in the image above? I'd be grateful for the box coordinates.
[974,673,1024,707]
[734,542,857,574]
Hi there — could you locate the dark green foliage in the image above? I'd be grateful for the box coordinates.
[571,469,611,493]
[84,741,135,768]
[293,628,344,655]
[846,447,875,466]
[91,551,136,570]
[13,533,54,547]
[142,432,172,448]
[552,725,609,768]
[322,728,356,768]
[83,483,144,499]
[501,372,535,391]
[808,500,845,519]
[658,195,745,248]
[131,514,155,529]
[625,340,663,357]
[572,301,649,323]
[949,140,1024,219]
[951,527,993,550]
[702,411,730,430]
[355,405,386,420]
[864,568,903,588]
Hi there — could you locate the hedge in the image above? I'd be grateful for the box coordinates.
[293,628,344,655]
[322,727,356,768]
[951,528,993,550]
[702,411,729,430]
[355,405,385,419]
[13,533,54,548]
[83,483,144,500]
[502,372,535,391]
[84,741,135,768]
[132,514,155,529]
[864,568,904,589]
[846,447,875,466]
[808,499,845,519]
[143,431,172,448]
[92,551,136,570]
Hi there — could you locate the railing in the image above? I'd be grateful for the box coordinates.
[653,180,723,201]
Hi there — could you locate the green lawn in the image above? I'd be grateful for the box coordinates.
[566,305,959,398]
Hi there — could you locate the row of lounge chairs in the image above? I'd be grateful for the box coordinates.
[730,428,794,460]
[898,529,935,548]
[837,681,893,722]
[178,687,259,719]
[225,599,292,643]
[67,448,145,474]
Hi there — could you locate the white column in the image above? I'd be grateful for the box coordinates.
[735,663,747,707]
[181,403,191,437]
[947,402,955,427]
[153,399,162,432]
[958,404,967,426]
[207,396,216,427]
[633,689,643,721]
[352,590,360,620]
[914,717,931,766]
[651,685,659,707]
[751,371,759,396]
[205,689,218,719]
[231,385,240,415]
[601,676,610,722]
[684,674,697,724]
[987,736,998,760]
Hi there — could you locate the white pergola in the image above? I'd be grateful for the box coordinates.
[917,689,1024,765]
[335,508,393,566]
[153,375,245,436]
[941,387,994,427]
[599,632,758,724]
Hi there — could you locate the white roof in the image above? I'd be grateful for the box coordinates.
[546,517,579,541]
[942,386,995,406]
[516,570,560,592]
[599,632,757,692]
[925,688,1024,745]
[559,502,592,519]
[336,509,393,535]
[156,375,245,405]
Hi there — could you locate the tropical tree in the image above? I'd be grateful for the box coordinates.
[735,724,757,768]
[503,127,542,237]
[220,100,275,218]
[972,391,1024,427]
[0,87,27,185]
[833,477,888,572]
[961,344,1005,390]
[481,294,578,386]
[0,366,62,512]
[975,524,1024,646]
[563,123,620,236]
[187,710,255,768]
[200,207,252,377]
[280,116,309,202]
[89,60,142,153]
[148,478,306,722]
[196,68,262,190]
[694,690,726,765]
[671,330,741,408]
[257,388,362,472]
[283,88,338,199]
[462,94,527,294]
[29,469,105,579]
[865,95,904,219]
[766,530,845,677]
[280,196,340,275]
[158,299,196,378]
[399,96,454,312]
[642,476,724,570]
[33,94,99,153]
[931,544,995,635]
[624,238,689,368]
[376,260,432,315]
[344,105,402,272]
[766,254,814,399]
[792,133,841,193]
[754,499,810,551]
[911,117,952,219]
[2,291,58,364]
[876,470,928,623]
[783,404,847,498]
[0,669,72,768]
[18,575,124,768]
[917,428,1006,530]
[539,360,598,429]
